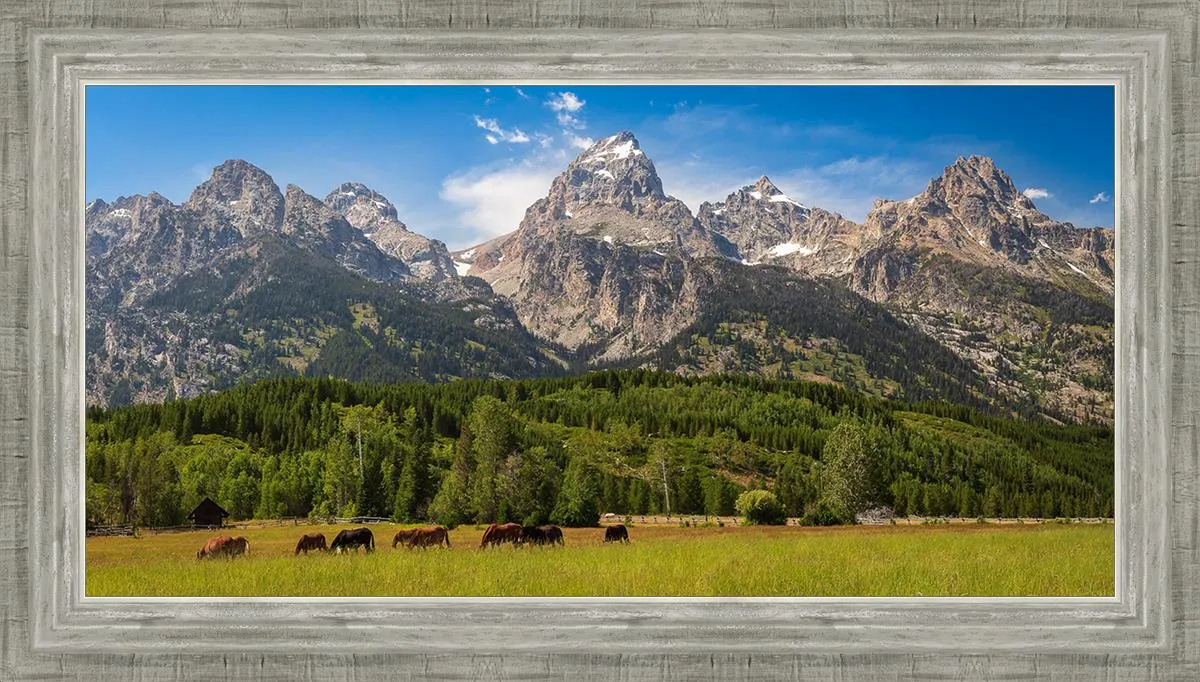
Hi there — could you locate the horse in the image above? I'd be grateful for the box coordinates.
[198,535,250,559]
[480,522,522,548]
[407,526,451,549]
[539,525,564,546]
[604,524,630,544]
[391,529,418,548]
[294,533,327,555]
[330,527,374,553]
[519,525,549,546]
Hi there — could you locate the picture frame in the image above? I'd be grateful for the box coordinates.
[1,1,1196,680]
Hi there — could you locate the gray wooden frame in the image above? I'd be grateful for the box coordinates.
[1,2,1197,680]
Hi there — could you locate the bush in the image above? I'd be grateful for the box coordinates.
[799,502,849,526]
[735,490,787,525]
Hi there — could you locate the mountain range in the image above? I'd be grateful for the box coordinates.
[85,132,1114,425]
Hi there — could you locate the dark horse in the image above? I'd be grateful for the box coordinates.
[604,524,630,544]
[294,533,327,555]
[391,528,418,548]
[519,525,548,546]
[540,525,564,545]
[330,527,374,553]
[480,522,522,548]
[519,524,564,547]
[407,526,451,549]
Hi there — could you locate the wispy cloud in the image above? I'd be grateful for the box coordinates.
[776,156,932,221]
[514,88,530,99]
[1022,187,1051,200]
[473,116,530,144]
[658,154,932,222]
[189,162,216,183]
[546,92,586,129]
[1089,191,1111,204]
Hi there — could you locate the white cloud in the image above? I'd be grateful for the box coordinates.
[1022,187,1051,200]
[1089,192,1111,204]
[563,132,594,150]
[473,116,530,144]
[546,92,586,129]
[440,157,561,247]
[514,88,530,99]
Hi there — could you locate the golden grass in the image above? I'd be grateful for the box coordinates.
[85,522,1114,598]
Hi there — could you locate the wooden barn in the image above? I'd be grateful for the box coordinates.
[186,498,229,528]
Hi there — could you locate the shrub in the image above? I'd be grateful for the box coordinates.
[735,490,787,525]
[799,502,849,526]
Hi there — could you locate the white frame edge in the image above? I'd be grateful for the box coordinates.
[24,30,1170,656]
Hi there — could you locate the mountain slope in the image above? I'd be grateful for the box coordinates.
[85,161,572,406]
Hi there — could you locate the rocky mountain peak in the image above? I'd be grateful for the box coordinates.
[564,131,664,200]
[928,155,1029,210]
[323,182,403,234]
[185,159,285,235]
[752,175,782,196]
[321,183,457,283]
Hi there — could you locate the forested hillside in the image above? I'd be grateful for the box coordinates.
[85,372,1113,529]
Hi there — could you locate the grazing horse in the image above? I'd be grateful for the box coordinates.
[294,533,327,555]
[407,526,451,549]
[521,525,563,546]
[330,527,374,553]
[519,525,549,546]
[480,522,522,548]
[198,535,250,559]
[604,524,630,544]
[539,525,564,546]
[391,529,418,549]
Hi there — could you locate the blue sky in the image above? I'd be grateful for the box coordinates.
[86,85,1115,250]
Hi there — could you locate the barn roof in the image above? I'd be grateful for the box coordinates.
[186,497,229,520]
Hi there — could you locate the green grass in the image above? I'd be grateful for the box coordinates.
[86,522,1114,597]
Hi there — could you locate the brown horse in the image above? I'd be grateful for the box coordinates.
[294,533,327,555]
[480,522,522,548]
[198,535,250,559]
[407,526,451,549]
[604,524,630,544]
[391,529,418,548]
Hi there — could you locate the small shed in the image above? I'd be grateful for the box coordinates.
[186,497,229,528]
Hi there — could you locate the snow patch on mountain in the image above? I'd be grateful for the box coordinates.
[767,242,816,258]
[768,193,806,209]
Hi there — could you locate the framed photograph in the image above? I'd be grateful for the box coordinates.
[2,2,1197,680]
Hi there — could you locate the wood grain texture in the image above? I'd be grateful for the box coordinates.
[1,0,1197,680]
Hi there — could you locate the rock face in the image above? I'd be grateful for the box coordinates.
[324,183,458,282]
[458,132,731,359]
[697,176,867,276]
[851,155,1114,302]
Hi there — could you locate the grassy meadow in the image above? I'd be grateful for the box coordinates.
[86,521,1114,597]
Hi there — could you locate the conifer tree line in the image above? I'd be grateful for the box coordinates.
[84,371,1114,528]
